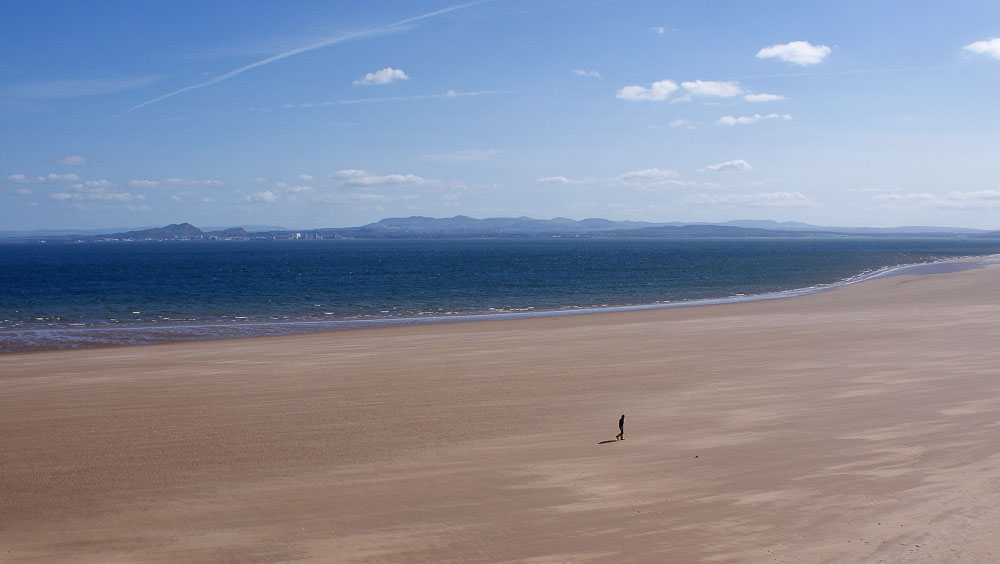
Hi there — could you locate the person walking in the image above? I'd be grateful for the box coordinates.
[616,414,625,440]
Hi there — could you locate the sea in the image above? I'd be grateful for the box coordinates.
[2,237,999,353]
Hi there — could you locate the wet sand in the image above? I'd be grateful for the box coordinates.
[3,258,1000,563]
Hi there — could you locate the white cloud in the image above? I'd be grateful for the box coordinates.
[7,173,81,183]
[238,181,313,204]
[654,179,700,188]
[48,180,144,203]
[127,178,224,188]
[616,80,679,101]
[683,192,813,207]
[299,174,314,181]
[331,169,368,179]
[15,188,32,195]
[331,169,430,187]
[701,159,752,172]
[680,80,743,98]
[935,189,1000,209]
[275,181,313,193]
[617,168,696,189]
[313,192,420,205]
[572,69,601,78]
[46,173,80,182]
[872,193,934,202]
[535,176,593,185]
[420,148,502,163]
[744,93,785,102]
[756,41,832,66]
[716,113,792,126]
[57,155,88,166]
[876,189,1000,210]
[357,173,427,186]
[354,67,409,86]
[669,118,697,129]
[618,79,745,102]
[50,191,144,202]
[618,168,679,182]
[349,192,420,202]
[651,26,667,34]
[169,192,216,204]
[963,38,1000,60]
[165,177,224,187]
[245,190,279,203]
[315,168,470,208]
[79,179,114,189]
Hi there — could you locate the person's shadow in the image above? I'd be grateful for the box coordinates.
[597,440,618,444]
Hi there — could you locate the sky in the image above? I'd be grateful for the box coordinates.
[3,0,1000,231]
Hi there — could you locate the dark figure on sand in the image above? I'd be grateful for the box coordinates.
[616,414,625,440]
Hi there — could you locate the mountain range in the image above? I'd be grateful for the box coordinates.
[1,217,998,242]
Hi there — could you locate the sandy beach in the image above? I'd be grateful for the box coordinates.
[4,259,1000,563]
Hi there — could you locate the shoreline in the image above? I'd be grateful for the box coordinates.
[4,253,998,355]
[5,259,1000,561]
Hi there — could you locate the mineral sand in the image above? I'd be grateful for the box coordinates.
[4,259,1000,562]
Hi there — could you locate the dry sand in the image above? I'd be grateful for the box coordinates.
[4,259,1000,563]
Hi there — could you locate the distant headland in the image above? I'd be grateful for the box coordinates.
[2,216,999,243]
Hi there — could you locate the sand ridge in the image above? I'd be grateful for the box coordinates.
[3,260,1000,562]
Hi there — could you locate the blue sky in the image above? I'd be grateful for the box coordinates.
[3,0,1000,230]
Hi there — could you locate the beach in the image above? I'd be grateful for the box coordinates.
[3,258,1000,563]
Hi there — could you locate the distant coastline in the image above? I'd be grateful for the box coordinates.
[2,216,999,243]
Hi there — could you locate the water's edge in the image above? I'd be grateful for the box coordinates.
[4,254,997,354]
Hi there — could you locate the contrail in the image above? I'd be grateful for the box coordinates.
[117,0,489,117]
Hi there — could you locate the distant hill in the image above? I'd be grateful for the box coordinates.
[205,227,247,239]
[2,216,997,243]
[600,224,833,238]
[345,215,670,236]
[315,216,995,239]
[115,222,204,240]
[105,224,248,241]
[200,224,289,232]
[713,220,989,235]
[0,226,159,238]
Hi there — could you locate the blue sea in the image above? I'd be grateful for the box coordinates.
[2,238,999,353]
